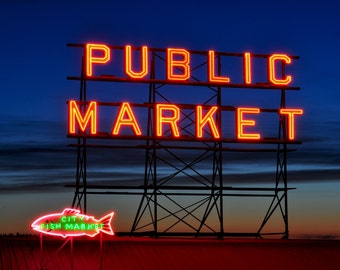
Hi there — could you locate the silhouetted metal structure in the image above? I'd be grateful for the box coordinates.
[67,44,301,238]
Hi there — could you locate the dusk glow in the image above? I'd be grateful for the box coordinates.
[0,0,339,242]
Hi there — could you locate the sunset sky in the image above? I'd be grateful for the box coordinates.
[0,0,339,238]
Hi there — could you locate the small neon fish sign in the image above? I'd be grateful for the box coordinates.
[31,208,114,238]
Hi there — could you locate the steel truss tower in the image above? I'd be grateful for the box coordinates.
[67,44,300,239]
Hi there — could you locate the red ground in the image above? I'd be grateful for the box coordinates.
[1,236,340,269]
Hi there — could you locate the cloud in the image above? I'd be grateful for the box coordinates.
[1,117,339,193]
[1,142,339,193]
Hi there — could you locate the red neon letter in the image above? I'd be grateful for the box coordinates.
[86,43,111,77]
[167,48,190,81]
[125,45,149,79]
[69,100,97,134]
[244,52,252,84]
[280,109,303,140]
[112,102,142,135]
[156,104,180,137]
[268,54,292,85]
[236,108,260,140]
[196,106,220,138]
[208,50,230,83]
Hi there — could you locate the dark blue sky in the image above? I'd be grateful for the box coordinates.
[0,0,339,236]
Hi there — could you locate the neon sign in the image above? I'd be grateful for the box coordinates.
[82,44,297,87]
[31,208,114,238]
[68,102,303,141]
[67,43,303,142]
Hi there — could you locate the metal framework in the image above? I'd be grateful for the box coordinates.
[67,44,301,238]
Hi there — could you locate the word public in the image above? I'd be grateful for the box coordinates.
[85,43,294,86]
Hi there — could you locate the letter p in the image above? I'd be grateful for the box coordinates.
[86,43,111,76]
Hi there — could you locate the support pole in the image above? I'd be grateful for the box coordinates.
[100,232,103,270]
[70,237,74,270]
[39,233,43,270]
